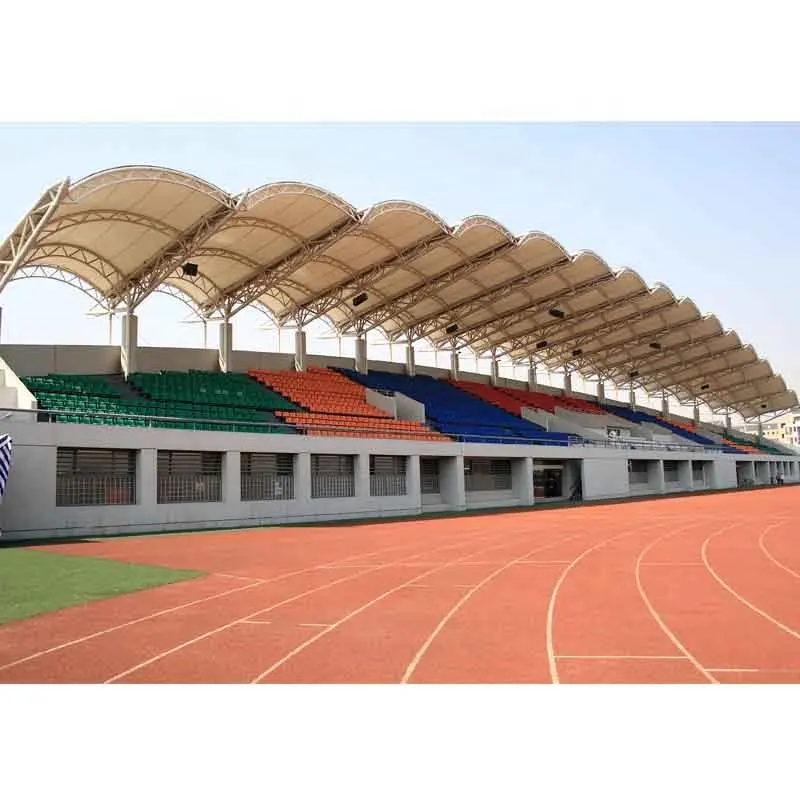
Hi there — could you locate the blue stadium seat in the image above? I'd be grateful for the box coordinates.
[338,369,574,446]
[601,403,740,453]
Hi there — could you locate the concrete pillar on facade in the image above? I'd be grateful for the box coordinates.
[648,460,666,494]
[677,460,693,492]
[295,452,312,503]
[294,329,307,372]
[356,453,371,499]
[355,336,368,374]
[513,457,535,506]
[629,387,636,410]
[527,363,537,392]
[693,404,701,425]
[138,448,157,505]
[596,380,605,403]
[441,455,466,511]
[121,312,138,378]
[490,357,500,386]
[405,343,416,376]
[218,320,233,373]
[661,393,670,418]
[450,349,460,381]
[406,454,422,511]
[224,450,241,503]
[563,370,572,395]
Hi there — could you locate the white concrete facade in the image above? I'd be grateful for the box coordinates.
[0,417,791,541]
[0,342,796,541]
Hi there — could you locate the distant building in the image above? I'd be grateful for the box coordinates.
[742,409,800,449]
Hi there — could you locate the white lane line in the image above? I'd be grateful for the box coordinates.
[250,525,581,685]
[758,523,800,580]
[633,522,743,686]
[701,530,800,643]
[707,668,760,673]
[402,533,588,684]
[547,519,705,684]
[556,655,688,661]
[104,527,526,683]
[0,530,479,674]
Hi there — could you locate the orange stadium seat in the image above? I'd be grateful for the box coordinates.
[248,367,450,441]
[452,380,607,419]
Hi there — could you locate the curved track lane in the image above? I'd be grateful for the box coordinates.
[2,487,799,683]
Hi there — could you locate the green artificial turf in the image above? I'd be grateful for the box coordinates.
[0,548,203,625]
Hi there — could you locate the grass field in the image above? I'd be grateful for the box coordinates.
[0,548,203,625]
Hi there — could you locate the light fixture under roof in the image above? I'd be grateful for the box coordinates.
[630,370,640,379]
[536,340,548,350]
[548,308,565,319]
[352,292,368,307]
[571,348,583,357]
[700,383,710,391]
[445,323,458,335]
[649,342,661,350]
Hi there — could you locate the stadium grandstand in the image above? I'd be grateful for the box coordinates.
[0,165,797,540]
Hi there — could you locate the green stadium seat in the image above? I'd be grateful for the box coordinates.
[23,371,301,435]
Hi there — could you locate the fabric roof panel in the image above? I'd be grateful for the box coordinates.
[3,165,794,416]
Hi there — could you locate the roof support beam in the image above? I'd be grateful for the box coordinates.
[756,410,789,424]
[105,195,244,310]
[0,178,70,294]
[547,315,712,373]
[504,296,674,362]
[343,240,527,334]
[39,209,181,242]
[22,242,124,293]
[666,358,762,390]
[200,215,363,321]
[9,264,110,309]
[719,385,789,410]
[603,335,734,385]
[278,230,453,326]
[472,282,648,357]
[640,340,744,384]
[436,272,617,353]
[192,248,301,317]
[398,255,574,344]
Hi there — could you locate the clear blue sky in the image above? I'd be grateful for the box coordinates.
[0,123,797,393]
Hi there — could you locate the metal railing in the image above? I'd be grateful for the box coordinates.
[156,474,222,504]
[370,473,407,497]
[56,475,136,507]
[464,473,513,493]
[0,406,764,454]
[311,473,355,499]
[580,435,725,454]
[421,473,441,494]
[241,473,294,502]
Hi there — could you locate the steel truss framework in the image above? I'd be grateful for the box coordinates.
[0,164,794,419]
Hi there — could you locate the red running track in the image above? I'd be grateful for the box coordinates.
[2,488,800,684]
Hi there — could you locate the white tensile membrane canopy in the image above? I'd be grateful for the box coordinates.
[0,165,794,419]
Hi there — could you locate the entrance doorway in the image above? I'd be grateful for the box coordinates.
[533,459,582,502]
